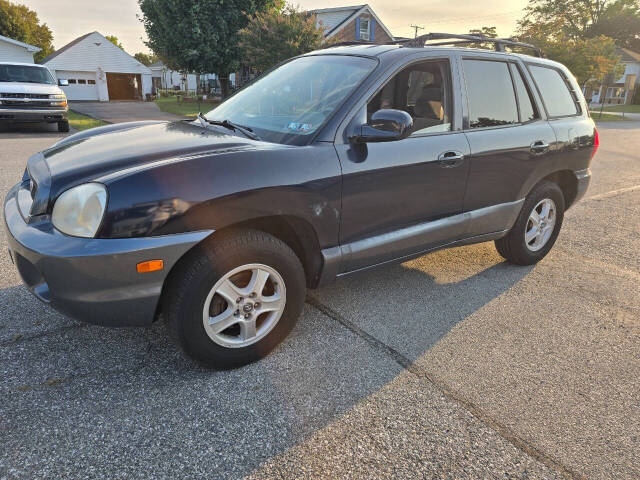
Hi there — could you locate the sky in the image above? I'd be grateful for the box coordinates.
[21,0,530,54]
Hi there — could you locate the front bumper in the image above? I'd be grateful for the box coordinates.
[0,107,68,123]
[4,184,211,327]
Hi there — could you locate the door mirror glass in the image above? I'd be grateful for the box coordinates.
[350,109,413,143]
[58,79,69,86]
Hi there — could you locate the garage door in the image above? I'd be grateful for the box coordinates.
[57,71,99,101]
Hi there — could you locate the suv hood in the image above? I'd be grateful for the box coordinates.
[0,82,63,95]
[26,121,274,214]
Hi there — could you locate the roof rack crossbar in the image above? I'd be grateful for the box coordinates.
[391,33,544,58]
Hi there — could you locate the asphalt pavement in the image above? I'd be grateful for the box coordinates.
[69,101,185,123]
[0,121,638,479]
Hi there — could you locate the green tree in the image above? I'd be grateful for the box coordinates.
[518,0,640,48]
[517,0,629,85]
[134,52,158,66]
[238,3,326,72]
[467,26,498,49]
[138,0,276,97]
[105,35,124,50]
[468,26,498,38]
[0,0,54,62]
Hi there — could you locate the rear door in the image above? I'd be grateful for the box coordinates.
[461,55,556,223]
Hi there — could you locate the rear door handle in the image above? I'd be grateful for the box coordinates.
[530,141,549,154]
[437,151,465,168]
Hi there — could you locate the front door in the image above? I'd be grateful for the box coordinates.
[337,59,471,273]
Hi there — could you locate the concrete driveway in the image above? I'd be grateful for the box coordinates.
[69,100,185,123]
[0,122,638,479]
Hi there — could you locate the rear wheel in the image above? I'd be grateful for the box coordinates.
[165,230,306,368]
[495,181,565,265]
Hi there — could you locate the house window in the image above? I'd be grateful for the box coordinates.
[359,19,370,41]
[87,79,96,85]
[68,79,77,84]
[77,79,87,84]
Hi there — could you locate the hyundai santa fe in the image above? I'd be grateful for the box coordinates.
[4,35,598,368]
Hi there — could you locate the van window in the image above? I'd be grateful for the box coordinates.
[463,60,518,128]
[510,64,538,122]
[367,60,452,135]
[529,65,578,117]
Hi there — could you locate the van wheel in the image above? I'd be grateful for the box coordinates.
[495,181,565,265]
[58,120,70,132]
[164,230,306,369]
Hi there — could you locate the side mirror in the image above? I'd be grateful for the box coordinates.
[350,109,413,143]
[58,79,69,86]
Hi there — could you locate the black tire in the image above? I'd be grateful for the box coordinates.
[58,120,70,133]
[164,229,306,369]
[495,180,565,266]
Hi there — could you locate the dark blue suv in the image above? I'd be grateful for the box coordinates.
[4,35,598,367]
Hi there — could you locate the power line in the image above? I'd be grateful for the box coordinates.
[409,24,425,38]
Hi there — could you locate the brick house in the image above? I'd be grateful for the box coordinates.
[309,4,395,44]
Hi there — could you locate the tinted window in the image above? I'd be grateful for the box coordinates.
[464,60,518,128]
[510,64,537,122]
[529,65,578,117]
[368,60,452,135]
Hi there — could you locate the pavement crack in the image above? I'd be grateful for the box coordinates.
[306,294,586,480]
[0,323,87,348]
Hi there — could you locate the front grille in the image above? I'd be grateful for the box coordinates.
[1,101,54,108]
[2,93,49,99]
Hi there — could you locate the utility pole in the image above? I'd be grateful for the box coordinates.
[410,24,424,38]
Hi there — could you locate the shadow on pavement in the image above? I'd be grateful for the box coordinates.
[0,243,532,478]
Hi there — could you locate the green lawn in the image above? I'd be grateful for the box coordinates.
[155,96,219,118]
[68,110,108,131]
[594,104,640,114]
[591,112,634,122]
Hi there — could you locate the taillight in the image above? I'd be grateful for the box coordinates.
[592,128,599,159]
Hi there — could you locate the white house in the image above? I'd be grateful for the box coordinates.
[308,4,395,43]
[590,47,640,104]
[0,35,41,63]
[149,61,234,93]
[40,31,152,102]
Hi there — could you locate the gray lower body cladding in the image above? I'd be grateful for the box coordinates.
[4,184,211,326]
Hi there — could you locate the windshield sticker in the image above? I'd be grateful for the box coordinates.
[287,122,312,132]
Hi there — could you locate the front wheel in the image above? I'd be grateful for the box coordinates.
[164,230,306,369]
[58,120,70,132]
[495,180,565,265]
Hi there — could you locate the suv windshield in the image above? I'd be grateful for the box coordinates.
[205,55,376,145]
[0,64,55,84]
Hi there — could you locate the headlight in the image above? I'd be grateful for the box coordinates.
[52,183,107,238]
[49,94,66,99]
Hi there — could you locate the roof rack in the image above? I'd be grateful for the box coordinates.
[391,33,544,58]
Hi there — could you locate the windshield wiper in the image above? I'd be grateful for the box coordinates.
[197,112,261,141]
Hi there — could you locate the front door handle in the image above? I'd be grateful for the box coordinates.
[530,141,549,154]
[437,151,465,168]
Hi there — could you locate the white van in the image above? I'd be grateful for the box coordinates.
[0,62,69,132]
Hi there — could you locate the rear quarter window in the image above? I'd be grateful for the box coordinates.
[528,65,578,117]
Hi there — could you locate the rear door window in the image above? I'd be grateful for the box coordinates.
[463,59,519,129]
[528,65,578,117]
